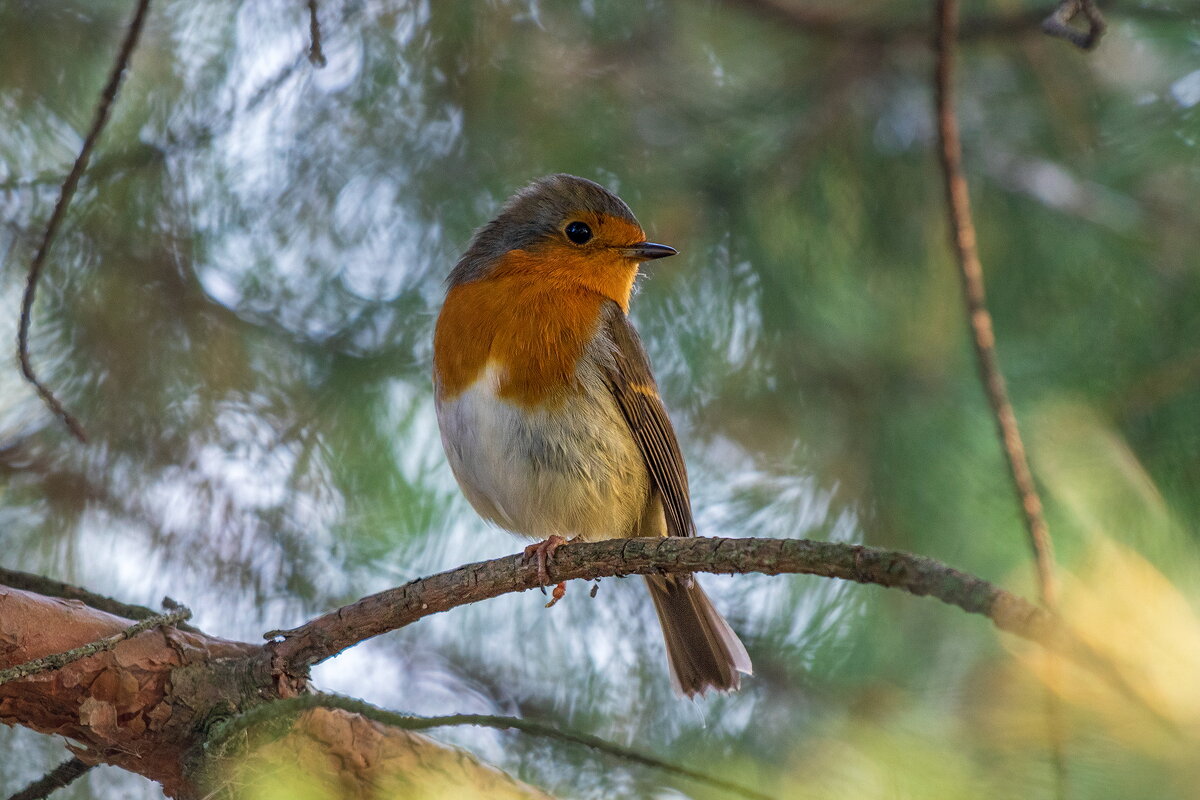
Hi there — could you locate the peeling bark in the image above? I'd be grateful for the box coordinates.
[0,587,261,795]
[0,587,548,799]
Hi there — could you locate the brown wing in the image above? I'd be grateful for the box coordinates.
[600,302,696,538]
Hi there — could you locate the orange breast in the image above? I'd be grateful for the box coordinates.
[434,272,610,408]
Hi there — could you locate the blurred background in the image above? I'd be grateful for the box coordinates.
[1,0,1198,797]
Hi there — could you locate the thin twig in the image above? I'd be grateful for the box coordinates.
[307,0,327,66]
[15,0,152,443]
[933,0,1058,609]
[933,0,1067,794]
[207,693,772,800]
[1042,0,1107,50]
[3,758,93,800]
[0,605,189,687]
[0,565,199,629]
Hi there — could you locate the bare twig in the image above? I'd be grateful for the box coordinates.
[306,0,327,66]
[933,0,1058,609]
[0,565,199,630]
[15,0,152,443]
[0,605,189,687]
[3,758,93,800]
[267,536,1056,672]
[207,692,772,800]
[934,0,1066,793]
[1042,0,1107,50]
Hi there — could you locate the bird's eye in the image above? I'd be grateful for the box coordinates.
[564,221,592,245]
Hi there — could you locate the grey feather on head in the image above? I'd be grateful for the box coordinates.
[448,174,641,286]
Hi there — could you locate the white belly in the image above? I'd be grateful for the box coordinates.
[436,363,650,541]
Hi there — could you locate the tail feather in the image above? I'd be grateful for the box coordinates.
[644,574,752,697]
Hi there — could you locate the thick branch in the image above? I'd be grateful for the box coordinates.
[0,587,542,799]
[267,536,1055,673]
[0,587,263,797]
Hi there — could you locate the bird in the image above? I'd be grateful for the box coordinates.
[432,173,751,696]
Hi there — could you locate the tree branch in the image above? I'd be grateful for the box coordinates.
[266,536,1055,673]
[0,588,265,797]
[1,540,1171,797]
[269,536,1177,738]
[15,0,152,443]
[0,586,545,799]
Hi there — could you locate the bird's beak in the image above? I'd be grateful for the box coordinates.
[620,242,677,261]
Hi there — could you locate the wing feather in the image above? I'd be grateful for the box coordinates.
[599,303,695,538]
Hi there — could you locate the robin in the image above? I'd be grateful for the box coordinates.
[433,174,752,696]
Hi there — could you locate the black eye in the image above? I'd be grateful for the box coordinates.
[564,221,592,244]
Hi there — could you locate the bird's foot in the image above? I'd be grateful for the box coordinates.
[522,535,569,589]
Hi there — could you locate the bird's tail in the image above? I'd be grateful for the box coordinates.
[644,574,752,697]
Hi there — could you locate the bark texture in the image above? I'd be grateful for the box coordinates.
[0,587,261,796]
[268,536,1055,674]
[0,586,547,799]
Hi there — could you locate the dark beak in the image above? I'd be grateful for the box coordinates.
[621,242,677,261]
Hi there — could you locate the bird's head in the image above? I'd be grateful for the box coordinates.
[448,174,676,310]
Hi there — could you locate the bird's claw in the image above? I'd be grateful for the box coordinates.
[523,535,568,591]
